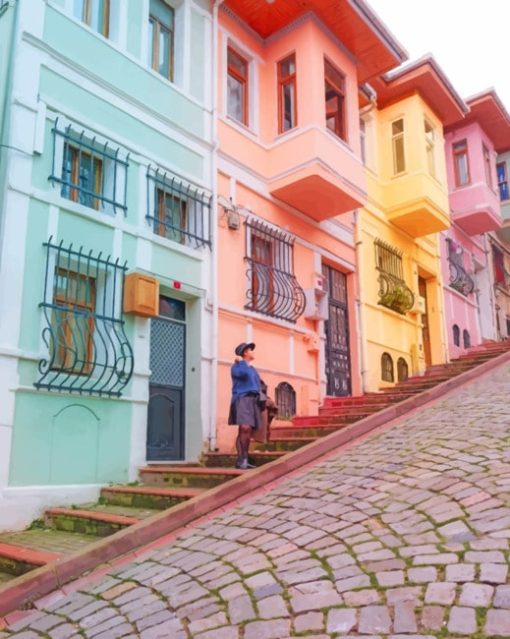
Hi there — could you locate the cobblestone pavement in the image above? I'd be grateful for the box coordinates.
[5,364,510,638]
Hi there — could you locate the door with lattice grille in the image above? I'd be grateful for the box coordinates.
[147,297,186,461]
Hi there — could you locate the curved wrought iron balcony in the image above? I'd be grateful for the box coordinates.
[245,260,305,323]
[377,271,414,315]
[449,261,475,297]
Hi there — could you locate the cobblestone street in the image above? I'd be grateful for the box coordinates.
[4,364,510,638]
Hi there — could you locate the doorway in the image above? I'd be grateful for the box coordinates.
[418,276,432,367]
[322,264,352,396]
[146,296,186,461]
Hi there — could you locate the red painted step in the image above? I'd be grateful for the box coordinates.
[0,543,60,567]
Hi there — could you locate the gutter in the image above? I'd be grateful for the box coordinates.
[207,0,224,452]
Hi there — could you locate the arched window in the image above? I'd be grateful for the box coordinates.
[275,382,296,419]
[463,329,471,349]
[381,352,394,382]
[453,324,460,347]
[397,357,409,382]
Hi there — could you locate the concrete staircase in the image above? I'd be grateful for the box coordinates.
[1,340,509,586]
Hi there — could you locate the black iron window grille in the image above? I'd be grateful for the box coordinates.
[381,352,394,382]
[49,119,129,215]
[36,237,134,397]
[374,239,414,314]
[245,218,305,323]
[275,382,296,419]
[397,357,408,382]
[146,166,211,249]
[446,238,474,297]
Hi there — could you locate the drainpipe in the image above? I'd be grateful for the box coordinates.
[0,0,21,252]
[353,209,368,393]
[207,0,224,452]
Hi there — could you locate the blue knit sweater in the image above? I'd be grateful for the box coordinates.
[231,360,261,398]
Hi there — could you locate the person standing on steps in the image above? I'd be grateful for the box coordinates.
[228,342,262,469]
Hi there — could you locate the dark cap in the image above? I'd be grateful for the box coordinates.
[235,342,255,357]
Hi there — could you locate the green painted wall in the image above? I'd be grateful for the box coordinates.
[190,9,206,103]
[43,6,205,140]
[9,392,131,485]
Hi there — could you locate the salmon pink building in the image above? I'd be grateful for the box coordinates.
[442,91,510,357]
[213,0,406,448]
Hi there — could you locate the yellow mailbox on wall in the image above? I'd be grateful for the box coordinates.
[124,273,159,317]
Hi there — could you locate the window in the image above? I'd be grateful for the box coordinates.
[50,121,129,215]
[397,357,409,382]
[463,329,471,349]
[275,382,296,419]
[497,162,509,201]
[146,165,211,249]
[227,47,249,125]
[36,238,133,396]
[360,118,366,164]
[278,54,297,133]
[391,118,405,174]
[324,59,346,141]
[374,239,414,314]
[73,0,109,37]
[424,119,435,177]
[446,238,475,297]
[483,144,493,188]
[453,324,460,347]
[245,218,305,323]
[381,353,394,383]
[492,244,506,287]
[148,0,174,81]
[453,139,470,187]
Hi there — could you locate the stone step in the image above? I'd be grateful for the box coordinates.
[139,465,244,489]
[0,570,15,584]
[44,506,144,537]
[0,529,98,557]
[293,413,371,426]
[271,425,343,438]
[251,437,316,452]
[318,404,389,416]
[202,451,286,468]
[101,485,204,510]
[0,542,60,576]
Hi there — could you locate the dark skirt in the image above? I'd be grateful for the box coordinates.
[228,394,262,429]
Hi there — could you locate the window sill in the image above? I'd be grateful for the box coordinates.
[223,114,258,138]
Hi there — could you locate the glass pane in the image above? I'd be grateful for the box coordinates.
[150,0,174,29]
[279,55,295,79]
[159,26,170,78]
[282,82,295,131]
[393,136,405,174]
[148,19,154,66]
[324,59,344,92]
[73,0,85,20]
[392,119,404,135]
[228,48,247,78]
[227,75,244,122]
[457,154,469,185]
[159,296,185,321]
[90,0,106,35]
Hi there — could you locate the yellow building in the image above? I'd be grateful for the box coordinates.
[357,58,468,390]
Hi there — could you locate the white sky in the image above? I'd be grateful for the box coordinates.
[367,0,510,110]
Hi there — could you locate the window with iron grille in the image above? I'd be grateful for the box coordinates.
[49,120,129,215]
[275,382,296,419]
[146,166,211,249]
[453,324,460,347]
[397,357,408,382]
[446,238,474,297]
[463,329,471,349]
[36,237,134,397]
[245,218,305,323]
[381,352,394,382]
[374,239,414,314]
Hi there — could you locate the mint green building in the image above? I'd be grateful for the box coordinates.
[0,0,215,529]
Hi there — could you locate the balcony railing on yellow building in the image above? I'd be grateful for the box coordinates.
[374,239,414,315]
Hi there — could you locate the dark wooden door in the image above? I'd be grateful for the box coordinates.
[322,265,351,396]
[146,297,186,461]
[418,277,432,367]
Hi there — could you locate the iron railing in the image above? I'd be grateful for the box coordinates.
[0,0,10,14]
[146,166,211,249]
[447,239,474,297]
[374,239,414,314]
[49,119,129,215]
[36,238,134,397]
[245,218,305,323]
[275,382,296,419]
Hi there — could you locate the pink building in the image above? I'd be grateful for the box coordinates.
[442,91,510,357]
